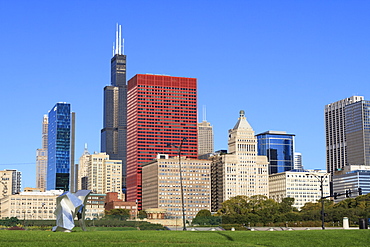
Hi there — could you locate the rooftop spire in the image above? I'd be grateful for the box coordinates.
[113,23,124,56]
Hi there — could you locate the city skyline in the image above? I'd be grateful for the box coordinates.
[1,1,370,189]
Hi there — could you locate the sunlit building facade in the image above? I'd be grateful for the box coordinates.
[126,74,198,209]
[142,155,211,220]
[325,96,364,176]
[269,169,330,210]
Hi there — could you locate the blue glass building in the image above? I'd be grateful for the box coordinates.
[256,131,295,174]
[47,103,72,191]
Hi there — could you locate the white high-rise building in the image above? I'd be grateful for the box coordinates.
[325,96,364,176]
[36,115,48,189]
[210,110,269,211]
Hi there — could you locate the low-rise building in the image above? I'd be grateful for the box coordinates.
[269,169,330,210]
[0,190,64,220]
[333,165,370,202]
[85,193,106,220]
[104,192,137,218]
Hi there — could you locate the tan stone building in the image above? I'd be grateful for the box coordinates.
[36,115,48,190]
[210,111,269,211]
[142,155,211,220]
[77,152,123,200]
[197,120,214,156]
[0,190,64,220]
[0,169,21,199]
[269,169,330,210]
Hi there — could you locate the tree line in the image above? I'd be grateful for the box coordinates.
[192,194,370,227]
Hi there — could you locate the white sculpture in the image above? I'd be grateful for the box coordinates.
[52,190,91,232]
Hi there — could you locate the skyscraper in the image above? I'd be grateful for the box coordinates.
[36,115,48,189]
[344,100,370,166]
[126,74,198,209]
[256,131,295,174]
[325,96,364,175]
[47,102,74,191]
[211,111,269,211]
[101,24,127,191]
[197,120,214,156]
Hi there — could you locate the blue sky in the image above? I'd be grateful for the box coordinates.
[1,1,370,189]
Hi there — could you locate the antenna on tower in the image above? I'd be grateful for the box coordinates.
[203,105,207,122]
[113,23,124,55]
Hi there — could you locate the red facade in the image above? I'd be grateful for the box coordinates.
[126,74,198,209]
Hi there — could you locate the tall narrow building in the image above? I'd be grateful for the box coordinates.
[101,24,127,192]
[345,100,370,166]
[294,152,303,170]
[197,120,214,156]
[126,74,198,209]
[325,96,364,175]
[36,115,48,189]
[256,131,295,175]
[47,102,74,191]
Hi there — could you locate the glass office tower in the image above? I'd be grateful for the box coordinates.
[256,131,295,174]
[47,102,71,191]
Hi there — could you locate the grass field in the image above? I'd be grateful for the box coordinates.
[0,229,369,246]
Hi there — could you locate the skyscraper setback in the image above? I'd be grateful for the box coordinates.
[126,74,198,209]
[101,24,127,190]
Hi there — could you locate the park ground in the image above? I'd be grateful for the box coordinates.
[0,228,369,246]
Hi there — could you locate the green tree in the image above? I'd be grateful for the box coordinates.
[192,209,221,225]
[138,210,147,219]
[104,209,131,220]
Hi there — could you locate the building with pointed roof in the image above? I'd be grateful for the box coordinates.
[210,110,269,211]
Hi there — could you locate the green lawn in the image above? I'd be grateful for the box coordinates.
[0,229,369,246]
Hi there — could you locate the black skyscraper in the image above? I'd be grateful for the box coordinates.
[101,24,127,191]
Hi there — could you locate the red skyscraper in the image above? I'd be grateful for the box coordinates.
[126,74,198,209]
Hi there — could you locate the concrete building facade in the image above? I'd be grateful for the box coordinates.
[197,120,214,156]
[269,169,330,210]
[0,169,21,199]
[77,152,123,200]
[142,155,211,220]
[210,111,269,211]
[0,190,64,220]
[294,152,303,170]
[325,96,364,176]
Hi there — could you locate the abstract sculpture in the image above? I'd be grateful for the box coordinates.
[52,190,91,232]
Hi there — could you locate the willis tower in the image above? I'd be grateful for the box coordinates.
[101,24,127,192]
